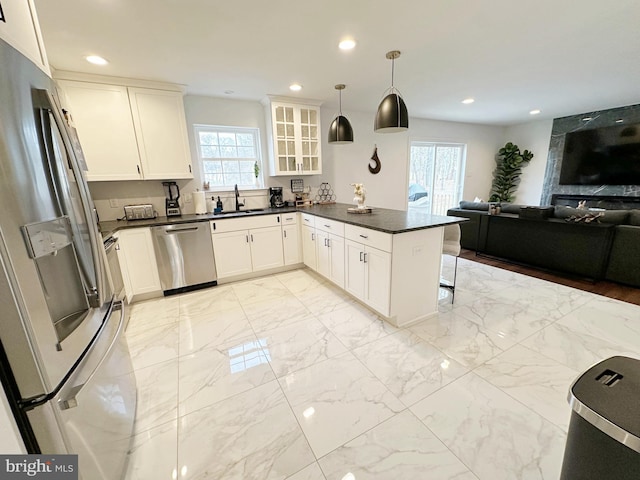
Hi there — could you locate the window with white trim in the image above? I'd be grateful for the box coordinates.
[194,125,263,189]
[408,142,466,215]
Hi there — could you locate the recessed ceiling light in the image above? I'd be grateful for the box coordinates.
[529,109,541,115]
[85,55,108,65]
[339,39,356,50]
[289,83,302,92]
[461,98,475,104]
[616,119,624,123]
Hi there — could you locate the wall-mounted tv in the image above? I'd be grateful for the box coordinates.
[559,123,640,185]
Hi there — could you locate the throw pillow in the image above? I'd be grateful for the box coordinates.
[628,210,640,226]
[554,206,629,224]
[459,201,490,211]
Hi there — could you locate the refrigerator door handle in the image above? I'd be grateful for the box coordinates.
[59,301,125,411]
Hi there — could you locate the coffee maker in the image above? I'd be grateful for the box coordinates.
[269,187,284,208]
[163,181,181,216]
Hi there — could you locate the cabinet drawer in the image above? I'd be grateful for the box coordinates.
[315,218,344,236]
[344,224,392,253]
[211,214,281,234]
[281,213,298,225]
[300,213,315,228]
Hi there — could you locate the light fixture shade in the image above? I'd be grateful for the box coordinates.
[328,115,354,144]
[375,93,409,133]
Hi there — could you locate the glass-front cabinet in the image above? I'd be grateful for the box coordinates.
[264,97,322,176]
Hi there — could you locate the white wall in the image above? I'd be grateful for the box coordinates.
[503,119,553,205]
[323,107,506,210]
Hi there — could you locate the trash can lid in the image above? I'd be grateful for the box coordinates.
[569,356,640,453]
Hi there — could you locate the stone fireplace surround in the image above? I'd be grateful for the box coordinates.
[541,103,640,206]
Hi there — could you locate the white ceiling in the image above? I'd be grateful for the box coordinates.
[34,0,640,126]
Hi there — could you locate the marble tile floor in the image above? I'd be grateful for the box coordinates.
[123,258,640,480]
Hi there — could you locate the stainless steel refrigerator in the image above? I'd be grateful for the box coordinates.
[0,38,137,479]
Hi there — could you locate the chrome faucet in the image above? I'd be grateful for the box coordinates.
[235,184,244,211]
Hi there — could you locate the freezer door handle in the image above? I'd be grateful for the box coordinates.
[58,301,125,410]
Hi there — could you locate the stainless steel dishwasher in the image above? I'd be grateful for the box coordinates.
[151,222,217,295]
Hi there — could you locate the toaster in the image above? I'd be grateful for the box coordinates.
[123,204,156,220]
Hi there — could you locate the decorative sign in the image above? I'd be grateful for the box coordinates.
[0,455,78,479]
[368,145,381,174]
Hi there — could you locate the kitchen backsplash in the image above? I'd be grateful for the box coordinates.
[88,178,325,221]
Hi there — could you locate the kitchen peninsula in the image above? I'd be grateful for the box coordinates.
[101,203,466,327]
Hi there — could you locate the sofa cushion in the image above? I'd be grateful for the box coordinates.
[500,203,524,214]
[459,201,490,211]
[553,206,629,224]
[628,209,640,226]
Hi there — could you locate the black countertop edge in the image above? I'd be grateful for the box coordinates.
[99,203,468,238]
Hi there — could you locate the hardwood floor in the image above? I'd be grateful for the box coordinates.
[460,249,640,306]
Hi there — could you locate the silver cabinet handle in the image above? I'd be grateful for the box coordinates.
[311,233,315,241]
[324,224,331,228]
[363,253,368,263]
[285,217,293,221]
[359,234,368,239]
[251,234,254,242]
[246,235,249,243]
[359,251,363,262]
[284,230,287,238]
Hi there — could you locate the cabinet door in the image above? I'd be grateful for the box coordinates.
[115,236,134,304]
[0,0,49,74]
[57,81,142,181]
[282,224,301,265]
[117,228,161,296]
[328,234,345,289]
[344,240,365,299]
[301,225,317,271]
[128,88,192,180]
[271,104,298,175]
[212,231,252,279]
[298,106,321,174]
[364,246,391,316]
[250,226,284,272]
[315,230,330,279]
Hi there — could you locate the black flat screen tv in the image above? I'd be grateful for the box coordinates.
[559,123,640,185]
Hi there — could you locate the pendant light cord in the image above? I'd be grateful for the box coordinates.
[339,89,343,115]
[391,57,395,88]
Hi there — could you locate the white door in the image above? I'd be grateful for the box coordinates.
[301,225,317,271]
[117,228,161,296]
[344,240,365,299]
[212,231,252,278]
[364,246,392,316]
[250,226,284,272]
[282,224,301,265]
[58,81,142,181]
[315,230,330,279]
[328,234,345,288]
[128,88,193,180]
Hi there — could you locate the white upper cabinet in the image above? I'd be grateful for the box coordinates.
[57,81,142,181]
[56,76,192,181]
[0,0,50,74]
[263,96,322,176]
[128,87,192,180]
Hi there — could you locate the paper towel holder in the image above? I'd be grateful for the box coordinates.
[193,190,208,215]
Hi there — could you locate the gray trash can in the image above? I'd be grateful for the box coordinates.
[560,356,640,480]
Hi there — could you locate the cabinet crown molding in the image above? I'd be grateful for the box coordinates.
[53,70,186,93]
[262,95,323,107]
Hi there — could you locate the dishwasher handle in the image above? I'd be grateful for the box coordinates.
[162,226,200,234]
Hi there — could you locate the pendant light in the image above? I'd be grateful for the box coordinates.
[374,50,409,133]
[328,84,354,144]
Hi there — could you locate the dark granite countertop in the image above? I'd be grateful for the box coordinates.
[299,203,467,233]
[99,203,466,237]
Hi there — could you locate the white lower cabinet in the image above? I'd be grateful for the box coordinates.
[282,224,301,265]
[301,224,317,271]
[345,240,391,316]
[211,231,253,278]
[116,228,161,297]
[316,231,345,288]
[210,215,284,280]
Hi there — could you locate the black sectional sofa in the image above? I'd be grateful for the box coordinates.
[447,200,640,287]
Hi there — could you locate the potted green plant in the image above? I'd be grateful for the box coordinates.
[254,161,260,187]
[489,142,534,203]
